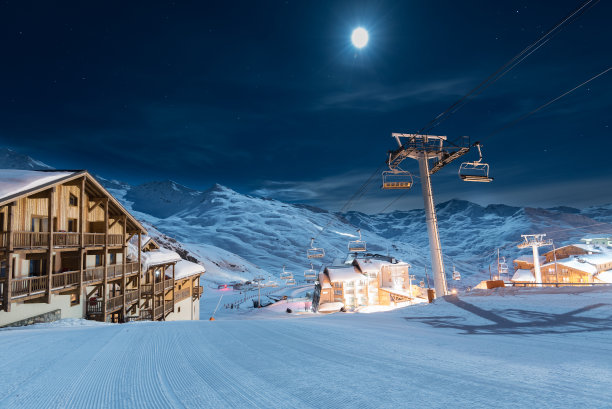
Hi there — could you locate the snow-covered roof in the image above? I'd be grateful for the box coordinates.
[514,255,546,264]
[128,241,182,270]
[511,269,535,282]
[541,258,598,275]
[0,169,74,201]
[595,270,612,283]
[318,272,332,289]
[326,266,365,283]
[172,259,205,280]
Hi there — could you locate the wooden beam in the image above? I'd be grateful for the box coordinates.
[80,177,85,247]
[137,231,142,315]
[108,218,121,230]
[47,187,55,304]
[102,198,109,323]
[121,215,127,322]
[4,202,14,312]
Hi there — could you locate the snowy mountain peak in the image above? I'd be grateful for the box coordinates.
[0,147,54,170]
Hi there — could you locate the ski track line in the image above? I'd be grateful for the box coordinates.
[181,322,295,408]
[0,326,120,408]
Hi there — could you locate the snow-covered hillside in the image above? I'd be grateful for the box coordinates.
[2,148,612,285]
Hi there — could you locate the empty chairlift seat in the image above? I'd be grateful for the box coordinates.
[348,229,367,253]
[382,169,413,190]
[458,143,493,183]
[307,238,325,259]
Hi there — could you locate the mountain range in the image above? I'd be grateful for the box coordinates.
[1,147,611,286]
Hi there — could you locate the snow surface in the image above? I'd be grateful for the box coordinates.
[0,169,73,200]
[326,266,365,282]
[511,269,535,282]
[2,288,612,408]
[173,259,205,280]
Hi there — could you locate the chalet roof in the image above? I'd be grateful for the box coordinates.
[325,266,365,283]
[0,169,146,234]
[172,260,206,280]
[511,269,535,282]
[318,272,332,289]
[541,258,598,275]
[542,243,600,256]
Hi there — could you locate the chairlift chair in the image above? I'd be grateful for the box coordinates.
[286,279,296,286]
[280,265,293,280]
[452,265,461,281]
[307,238,325,259]
[382,167,413,190]
[348,229,367,252]
[458,143,493,182]
[304,263,317,280]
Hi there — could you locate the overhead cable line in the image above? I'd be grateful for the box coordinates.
[419,0,600,137]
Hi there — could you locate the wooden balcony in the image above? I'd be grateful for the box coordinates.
[125,290,139,304]
[11,276,48,299]
[106,295,123,312]
[175,287,191,302]
[83,266,105,283]
[141,284,153,294]
[4,231,125,250]
[164,279,174,290]
[153,305,164,319]
[154,282,164,293]
[164,303,173,314]
[51,270,80,290]
[194,286,203,297]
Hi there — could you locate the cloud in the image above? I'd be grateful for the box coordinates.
[315,77,475,111]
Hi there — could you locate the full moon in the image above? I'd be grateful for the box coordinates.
[351,27,369,49]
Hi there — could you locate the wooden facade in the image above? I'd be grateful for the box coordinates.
[0,170,203,326]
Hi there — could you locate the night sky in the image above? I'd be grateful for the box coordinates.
[1,1,610,212]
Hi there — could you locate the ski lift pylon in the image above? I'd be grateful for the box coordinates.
[307,238,325,259]
[459,142,493,182]
[348,229,367,252]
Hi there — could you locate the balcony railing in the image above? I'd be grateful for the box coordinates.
[106,295,123,312]
[175,287,191,302]
[141,284,153,294]
[12,232,48,248]
[11,276,48,298]
[194,286,203,297]
[106,264,124,280]
[125,290,139,304]
[53,233,80,247]
[6,232,126,249]
[86,299,103,315]
[153,305,164,319]
[139,310,152,320]
[164,303,173,314]
[164,279,174,290]
[154,282,164,293]
[51,270,80,289]
[83,266,105,283]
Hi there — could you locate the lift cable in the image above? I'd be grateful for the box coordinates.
[419,0,600,138]
[480,66,611,142]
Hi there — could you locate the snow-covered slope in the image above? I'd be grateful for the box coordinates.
[2,148,612,285]
[2,287,612,408]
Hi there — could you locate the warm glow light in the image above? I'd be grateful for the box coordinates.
[451,288,458,295]
[351,27,369,49]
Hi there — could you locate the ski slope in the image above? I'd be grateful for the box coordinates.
[2,287,612,408]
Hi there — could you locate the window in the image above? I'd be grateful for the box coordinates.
[109,253,116,265]
[0,212,4,232]
[29,259,46,277]
[178,307,181,313]
[67,218,77,232]
[69,194,78,207]
[95,254,102,266]
[70,293,79,306]
[334,290,342,295]
[31,217,48,232]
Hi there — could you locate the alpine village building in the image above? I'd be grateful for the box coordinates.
[511,241,612,286]
[0,169,204,327]
[313,254,424,312]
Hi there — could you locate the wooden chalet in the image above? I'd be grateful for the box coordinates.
[134,236,204,321]
[0,169,204,327]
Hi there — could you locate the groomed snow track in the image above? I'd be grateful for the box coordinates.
[2,288,612,408]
